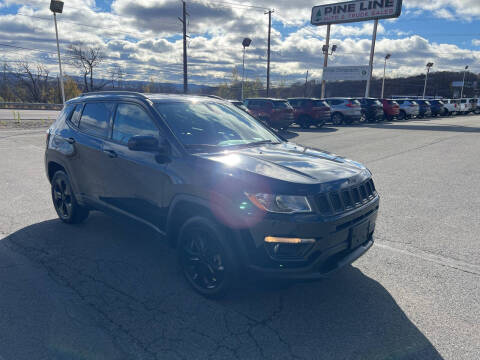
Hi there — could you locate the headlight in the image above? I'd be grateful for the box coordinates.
[246,193,312,214]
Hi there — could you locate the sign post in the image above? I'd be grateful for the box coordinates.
[365,18,378,97]
[312,0,402,98]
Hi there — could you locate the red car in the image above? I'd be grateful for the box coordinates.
[244,98,295,130]
[380,99,400,121]
[288,98,331,128]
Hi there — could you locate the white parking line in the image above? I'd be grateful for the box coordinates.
[375,241,480,276]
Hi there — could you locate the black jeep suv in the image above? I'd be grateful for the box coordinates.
[45,92,379,297]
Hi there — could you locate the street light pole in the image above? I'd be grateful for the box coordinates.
[460,65,468,98]
[381,53,391,99]
[241,38,252,101]
[320,24,331,99]
[423,62,434,99]
[50,1,65,104]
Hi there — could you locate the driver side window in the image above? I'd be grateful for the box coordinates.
[112,103,159,145]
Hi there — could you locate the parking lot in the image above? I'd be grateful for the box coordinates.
[0,114,479,359]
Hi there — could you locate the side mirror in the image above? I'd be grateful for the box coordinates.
[128,136,160,152]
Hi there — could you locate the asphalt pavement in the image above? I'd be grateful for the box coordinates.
[0,115,479,360]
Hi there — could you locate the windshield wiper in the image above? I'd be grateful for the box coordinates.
[184,144,222,152]
[242,140,280,147]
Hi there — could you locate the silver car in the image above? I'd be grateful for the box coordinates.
[396,99,420,120]
[324,98,362,125]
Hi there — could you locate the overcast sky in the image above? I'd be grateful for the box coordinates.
[0,0,479,86]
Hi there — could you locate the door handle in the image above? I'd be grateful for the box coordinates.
[103,149,117,158]
[65,137,76,144]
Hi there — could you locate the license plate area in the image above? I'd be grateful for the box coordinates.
[350,220,370,249]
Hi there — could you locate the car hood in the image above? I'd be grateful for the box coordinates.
[197,142,369,185]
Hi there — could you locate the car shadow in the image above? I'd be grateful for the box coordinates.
[281,126,338,139]
[0,213,443,360]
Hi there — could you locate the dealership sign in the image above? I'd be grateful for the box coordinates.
[323,66,370,81]
[312,0,403,25]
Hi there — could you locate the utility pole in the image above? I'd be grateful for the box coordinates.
[304,70,309,97]
[265,9,273,97]
[320,24,331,99]
[178,1,188,94]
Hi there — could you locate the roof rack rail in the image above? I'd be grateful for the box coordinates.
[79,91,148,99]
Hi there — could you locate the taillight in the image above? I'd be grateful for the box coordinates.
[346,102,357,108]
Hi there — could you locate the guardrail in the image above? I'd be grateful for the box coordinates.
[0,102,63,110]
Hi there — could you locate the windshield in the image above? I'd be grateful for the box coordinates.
[154,101,281,151]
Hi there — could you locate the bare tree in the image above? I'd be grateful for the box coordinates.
[68,45,104,92]
[109,64,125,89]
[14,61,50,102]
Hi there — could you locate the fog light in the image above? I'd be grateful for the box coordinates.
[264,236,315,244]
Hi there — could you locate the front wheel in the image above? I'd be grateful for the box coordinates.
[331,113,344,125]
[398,110,407,120]
[177,216,237,298]
[51,171,89,224]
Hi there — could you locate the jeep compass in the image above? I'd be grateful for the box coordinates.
[45,92,380,297]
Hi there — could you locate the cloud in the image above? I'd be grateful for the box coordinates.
[0,0,479,86]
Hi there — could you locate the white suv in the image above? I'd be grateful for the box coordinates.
[443,99,459,116]
[396,99,420,120]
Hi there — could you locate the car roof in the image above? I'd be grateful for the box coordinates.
[67,91,226,104]
[244,98,287,101]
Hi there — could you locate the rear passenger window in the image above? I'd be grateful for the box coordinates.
[79,102,115,138]
[112,103,158,145]
[70,104,83,127]
[55,104,75,126]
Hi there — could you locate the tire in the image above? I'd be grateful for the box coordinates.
[177,216,237,298]
[331,112,344,125]
[358,112,367,124]
[315,118,325,128]
[298,115,311,129]
[51,171,89,224]
[398,110,407,120]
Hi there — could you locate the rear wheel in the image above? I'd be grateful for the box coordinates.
[177,216,237,298]
[398,110,407,120]
[331,112,344,125]
[298,115,311,129]
[51,171,89,224]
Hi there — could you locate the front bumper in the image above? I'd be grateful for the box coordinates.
[239,196,379,280]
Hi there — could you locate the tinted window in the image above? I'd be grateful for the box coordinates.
[397,100,404,104]
[70,104,83,127]
[56,104,75,126]
[79,102,114,137]
[314,100,328,107]
[273,101,290,109]
[112,103,159,145]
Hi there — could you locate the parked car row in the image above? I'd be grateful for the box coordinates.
[230,97,479,129]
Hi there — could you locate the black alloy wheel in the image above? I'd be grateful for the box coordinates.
[51,171,89,224]
[178,217,235,297]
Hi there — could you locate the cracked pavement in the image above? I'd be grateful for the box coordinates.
[1,116,479,359]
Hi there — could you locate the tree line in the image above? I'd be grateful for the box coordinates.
[1,44,478,104]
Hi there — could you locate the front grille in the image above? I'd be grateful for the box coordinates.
[315,178,377,215]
